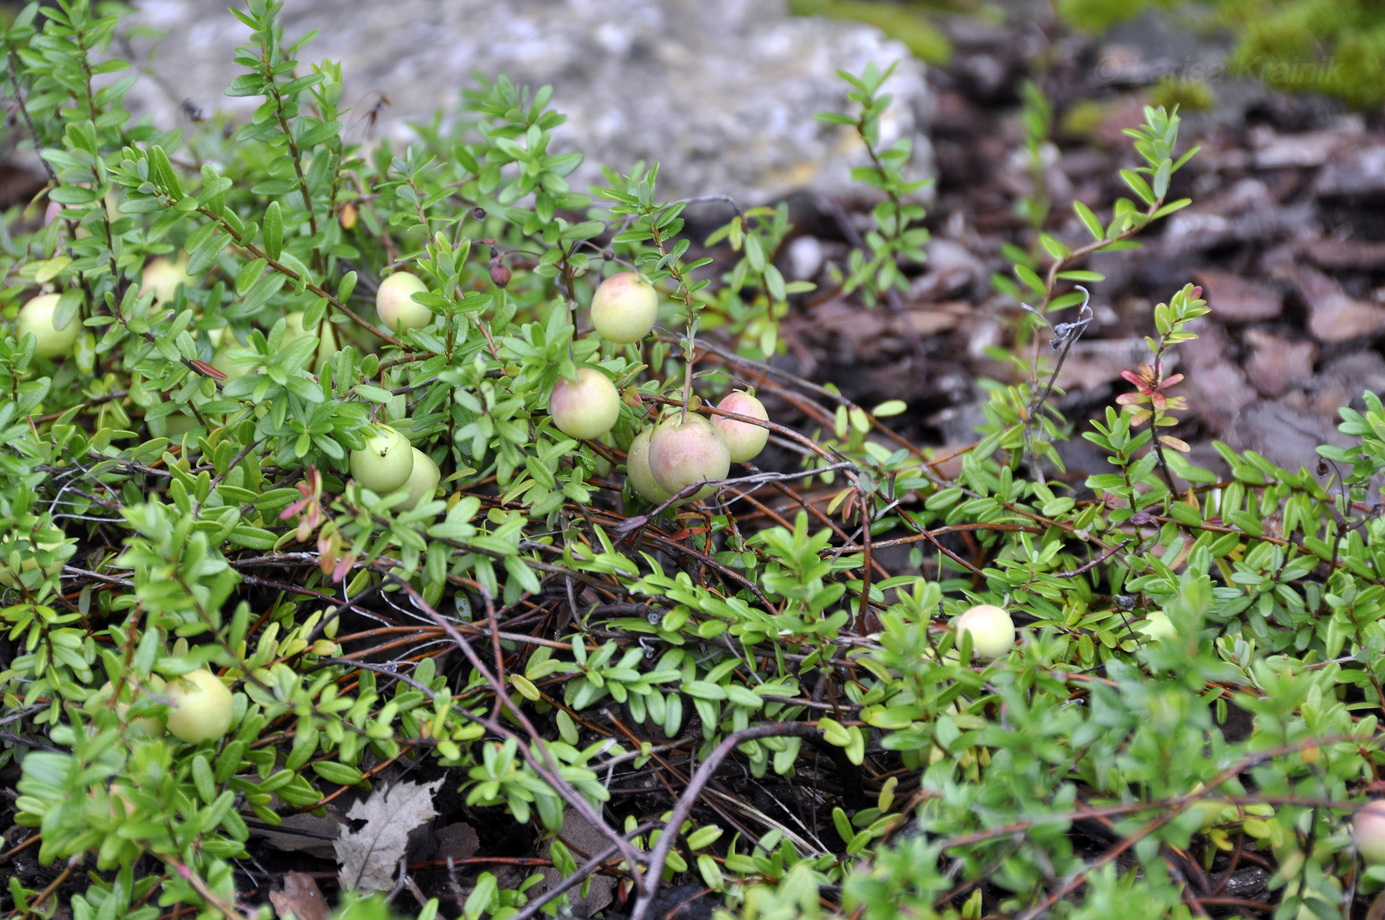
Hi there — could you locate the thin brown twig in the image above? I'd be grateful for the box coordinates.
[630,721,825,920]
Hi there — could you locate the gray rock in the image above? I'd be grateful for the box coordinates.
[1243,328,1316,398]
[1222,400,1352,475]
[1298,265,1385,343]
[1192,268,1283,323]
[123,0,934,204]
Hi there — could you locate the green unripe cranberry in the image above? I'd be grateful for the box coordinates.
[549,367,621,440]
[398,448,442,510]
[953,604,1016,658]
[16,293,79,359]
[164,669,234,743]
[210,344,251,380]
[627,427,675,504]
[1355,801,1385,864]
[375,271,433,332]
[140,254,193,307]
[99,781,140,821]
[283,312,338,373]
[160,412,202,439]
[1137,611,1177,644]
[712,390,770,463]
[90,678,166,736]
[350,425,415,494]
[282,312,315,345]
[648,413,730,501]
[590,272,658,343]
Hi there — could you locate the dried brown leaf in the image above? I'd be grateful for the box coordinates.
[269,872,329,920]
[253,807,346,859]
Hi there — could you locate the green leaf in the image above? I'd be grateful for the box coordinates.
[311,761,364,786]
[192,754,217,804]
[1073,201,1104,241]
[241,272,287,314]
[355,384,394,403]
[235,258,267,296]
[1152,159,1172,199]
[228,525,277,550]
[819,718,850,747]
[1152,198,1192,219]
[1120,169,1155,205]
[686,825,723,850]
[186,224,228,275]
[149,146,184,198]
[682,681,728,701]
[1014,263,1045,297]
[833,807,853,843]
[263,201,283,261]
[1039,233,1071,261]
[1056,270,1104,283]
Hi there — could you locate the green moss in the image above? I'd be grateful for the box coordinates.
[791,0,955,64]
[1224,0,1385,108]
[1057,0,1385,109]
[1060,99,1120,143]
[1057,0,1157,32]
[1149,76,1216,112]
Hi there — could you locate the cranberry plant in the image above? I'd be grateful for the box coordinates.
[3,2,1385,920]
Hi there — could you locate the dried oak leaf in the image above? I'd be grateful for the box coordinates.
[269,871,329,920]
[334,778,443,892]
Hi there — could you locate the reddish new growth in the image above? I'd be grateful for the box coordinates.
[316,530,355,583]
[281,467,356,581]
[281,467,324,540]
[1116,360,1190,452]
